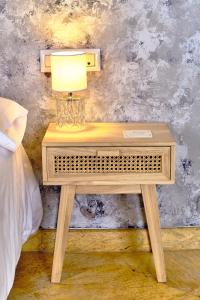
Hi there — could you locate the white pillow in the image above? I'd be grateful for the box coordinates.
[0,97,28,152]
[0,97,28,131]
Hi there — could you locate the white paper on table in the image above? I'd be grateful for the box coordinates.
[123,130,153,139]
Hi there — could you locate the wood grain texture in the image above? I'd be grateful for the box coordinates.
[43,176,174,185]
[42,146,47,181]
[42,122,176,147]
[51,185,76,283]
[141,185,166,282]
[9,251,200,299]
[23,228,200,252]
[170,145,176,183]
[76,184,142,194]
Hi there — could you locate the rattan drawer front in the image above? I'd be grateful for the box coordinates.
[46,147,171,182]
[53,153,162,174]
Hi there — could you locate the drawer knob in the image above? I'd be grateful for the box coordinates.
[97,150,120,156]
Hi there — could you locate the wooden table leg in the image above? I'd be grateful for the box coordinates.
[51,185,76,283]
[141,184,166,283]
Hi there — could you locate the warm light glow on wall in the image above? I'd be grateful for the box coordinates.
[51,51,87,92]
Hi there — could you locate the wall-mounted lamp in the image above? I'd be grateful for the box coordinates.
[51,51,87,92]
[40,49,101,127]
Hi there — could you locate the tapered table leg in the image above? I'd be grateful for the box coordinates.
[141,184,166,282]
[51,185,75,283]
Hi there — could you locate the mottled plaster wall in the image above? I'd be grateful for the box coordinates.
[1,0,200,228]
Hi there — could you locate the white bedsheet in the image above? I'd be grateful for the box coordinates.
[0,145,43,300]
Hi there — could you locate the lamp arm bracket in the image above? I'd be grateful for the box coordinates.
[40,48,101,73]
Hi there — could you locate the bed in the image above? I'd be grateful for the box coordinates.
[0,97,43,300]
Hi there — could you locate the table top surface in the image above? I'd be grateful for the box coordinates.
[42,122,176,147]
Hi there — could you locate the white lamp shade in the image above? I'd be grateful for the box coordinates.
[51,51,87,92]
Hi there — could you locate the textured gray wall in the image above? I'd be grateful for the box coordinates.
[0,0,200,229]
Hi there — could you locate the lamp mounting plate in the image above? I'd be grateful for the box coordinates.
[40,48,101,73]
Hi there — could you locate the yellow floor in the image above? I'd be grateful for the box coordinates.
[9,251,200,300]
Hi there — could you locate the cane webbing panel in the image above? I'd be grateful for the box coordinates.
[53,155,162,174]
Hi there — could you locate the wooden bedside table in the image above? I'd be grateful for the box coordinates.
[42,122,176,284]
